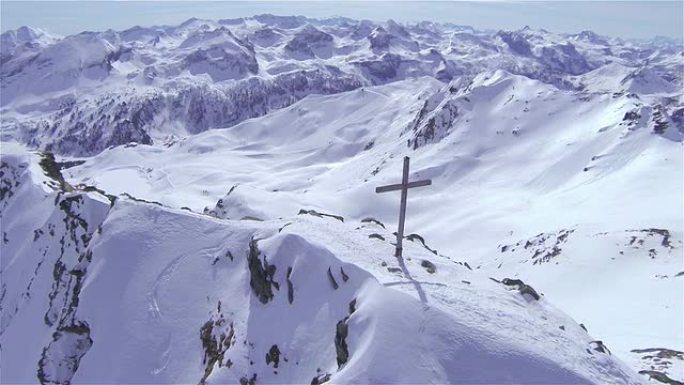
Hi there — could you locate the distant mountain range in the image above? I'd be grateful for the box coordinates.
[1,15,681,155]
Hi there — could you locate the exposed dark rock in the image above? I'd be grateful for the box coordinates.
[239,373,257,385]
[311,373,331,385]
[406,233,438,255]
[406,98,459,149]
[497,30,533,56]
[265,344,280,368]
[199,314,235,384]
[327,267,339,290]
[121,192,163,207]
[286,267,294,304]
[368,233,385,241]
[75,184,117,205]
[501,278,541,301]
[247,238,279,304]
[43,195,100,328]
[420,260,436,274]
[637,370,682,385]
[37,321,93,385]
[348,299,357,314]
[334,321,349,368]
[623,110,641,122]
[589,340,611,355]
[353,53,402,83]
[500,229,574,265]
[39,152,74,192]
[340,267,349,282]
[241,216,264,221]
[631,347,683,359]
[647,228,673,248]
[625,228,675,251]
[334,299,357,369]
[298,209,344,222]
[9,65,363,156]
[361,217,385,229]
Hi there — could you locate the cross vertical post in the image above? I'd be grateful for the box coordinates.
[375,156,432,258]
[396,156,410,257]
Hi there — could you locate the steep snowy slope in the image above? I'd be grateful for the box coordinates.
[1,146,644,384]
[56,71,683,382]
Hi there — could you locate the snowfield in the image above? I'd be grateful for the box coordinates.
[1,150,645,384]
[1,14,683,384]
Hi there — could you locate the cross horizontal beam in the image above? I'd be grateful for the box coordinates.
[375,179,432,193]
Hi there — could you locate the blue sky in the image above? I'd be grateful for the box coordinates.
[1,1,682,39]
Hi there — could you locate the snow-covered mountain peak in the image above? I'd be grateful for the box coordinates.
[572,30,610,46]
[0,25,60,58]
[0,149,650,384]
[2,16,681,155]
[1,13,682,385]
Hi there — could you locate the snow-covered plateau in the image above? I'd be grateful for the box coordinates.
[1,15,682,384]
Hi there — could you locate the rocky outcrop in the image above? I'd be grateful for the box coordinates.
[334,299,357,369]
[501,278,541,301]
[247,239,279,304]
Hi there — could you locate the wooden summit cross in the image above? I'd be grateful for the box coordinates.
[376,156,432,258]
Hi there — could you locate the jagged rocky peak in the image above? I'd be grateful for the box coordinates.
[572,30,610,46]
[368,26,391,52]
[284,24,334,59]
[0,25,59,53]
[496,29,533,56]
[385,19,411,38]
[350,19,377,41]
[253,14,307,29]
[179,27,259,81]
[250,26,285,47]
[178,26,249,50]
[538,41,592,75]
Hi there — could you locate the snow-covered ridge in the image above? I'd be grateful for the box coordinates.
[45,72,682,383]
[1,15,681,155]
[0,148,644,384]
[1,14,682,385]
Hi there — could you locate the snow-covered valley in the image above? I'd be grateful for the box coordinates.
[1,14,683,384]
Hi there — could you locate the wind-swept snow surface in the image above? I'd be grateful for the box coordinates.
[1,151,643,384]
[1,15,682,384]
